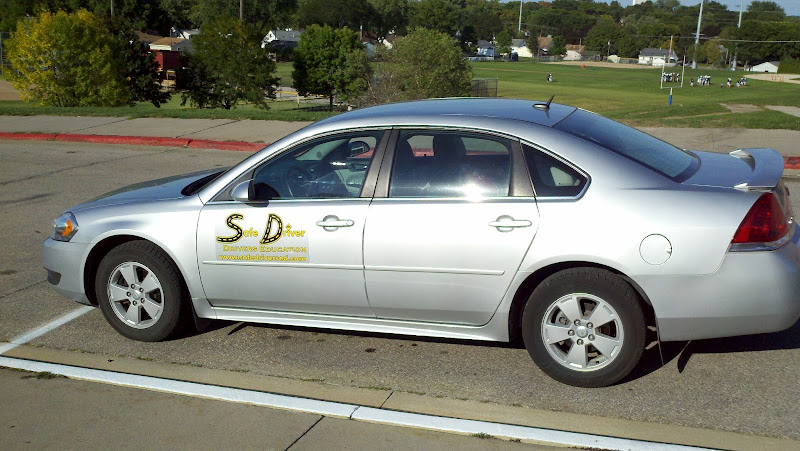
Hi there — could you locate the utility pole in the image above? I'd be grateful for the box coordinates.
[692,0,704,69]
[732,0,743,70]
[518,0,524,32]
[240,0,243,21]
[110,0,114,17]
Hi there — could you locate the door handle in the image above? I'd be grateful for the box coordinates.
[489,215,532,231]
[316,215,354,231]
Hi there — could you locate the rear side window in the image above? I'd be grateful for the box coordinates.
[523,144,587,198]
[553,109,698,181]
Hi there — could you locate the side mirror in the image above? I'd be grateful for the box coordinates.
[348,140,370,157]
[231,180,251,202]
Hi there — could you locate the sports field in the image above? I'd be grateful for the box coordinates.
[471,61,800,130]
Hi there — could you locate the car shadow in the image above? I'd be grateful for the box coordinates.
[623,317,800,383]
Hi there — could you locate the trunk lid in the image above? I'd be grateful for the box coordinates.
[682,148,785,191]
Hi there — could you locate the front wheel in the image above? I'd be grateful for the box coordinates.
[522,268,646,387]
[95,241,189,342]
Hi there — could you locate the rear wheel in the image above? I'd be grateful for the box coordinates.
[522,268,645,387]
[95,241,189,342]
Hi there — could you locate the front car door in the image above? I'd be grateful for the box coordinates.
[363,129,539,325]
[196,130,387,317]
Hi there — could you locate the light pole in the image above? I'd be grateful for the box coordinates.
[240,0,243,21]
[692,0,704,69]
[732,0,743,70]
[518,0,524,32]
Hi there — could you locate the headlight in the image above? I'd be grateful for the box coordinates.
[52,212,78,242]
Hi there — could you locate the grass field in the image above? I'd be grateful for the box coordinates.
[471,61,800,130]
[0,61,798,129]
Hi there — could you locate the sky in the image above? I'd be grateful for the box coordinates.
[598,0,800,16]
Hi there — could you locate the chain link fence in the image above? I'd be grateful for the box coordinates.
[470,78,497,97]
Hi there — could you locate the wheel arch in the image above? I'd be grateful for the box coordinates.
[508,261,656,341]
[83,235,191,307]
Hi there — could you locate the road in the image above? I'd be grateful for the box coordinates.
[1,139,799,444]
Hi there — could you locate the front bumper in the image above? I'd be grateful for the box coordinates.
[638,231,800,341]
[42,238,91,305]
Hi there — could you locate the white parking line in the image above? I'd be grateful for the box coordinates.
[1,306,707,450]
[0,354,706,450]
[0,305,94,354]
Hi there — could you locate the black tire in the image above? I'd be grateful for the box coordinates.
[521,268,646,387]
[95,240,189,342]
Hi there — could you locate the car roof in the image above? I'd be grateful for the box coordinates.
[317,98,577,128]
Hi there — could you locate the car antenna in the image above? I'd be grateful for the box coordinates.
[533,95,555,110]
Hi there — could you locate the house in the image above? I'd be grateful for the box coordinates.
[750,61,780,73]
[537,36,553,56]
[135,31,163,46]
[263,29,302,49]
[511,39,532,58]
[170,27,199,40]
[477,40,497,58]
[638,48,677,66]
[564,44,585,61]
[148,37,192,80]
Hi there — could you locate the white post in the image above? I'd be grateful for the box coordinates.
[732,0,743,70]
[518,0,524,32]
[692,0,704,69]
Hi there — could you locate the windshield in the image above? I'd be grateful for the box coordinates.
[554,109,699,181]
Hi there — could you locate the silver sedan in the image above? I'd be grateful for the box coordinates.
[42,98,800,387]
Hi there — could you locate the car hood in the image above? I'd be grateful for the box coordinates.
[72,169,224,211]
[681,149,784,190]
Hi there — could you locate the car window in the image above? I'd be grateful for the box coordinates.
[251,131,383,200]
[523,144,587,198]
[389,130,511,198]
[553,109,698,181]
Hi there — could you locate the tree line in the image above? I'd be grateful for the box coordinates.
[2,0,798,63]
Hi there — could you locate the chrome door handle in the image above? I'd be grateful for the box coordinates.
[489,216,532,231]
[316,215,354,231]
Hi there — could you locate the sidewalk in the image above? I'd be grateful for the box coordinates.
[0,115,799,164]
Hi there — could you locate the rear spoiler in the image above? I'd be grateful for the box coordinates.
[729,148,785,192]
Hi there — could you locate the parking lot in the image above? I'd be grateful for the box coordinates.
[1,139,799,446]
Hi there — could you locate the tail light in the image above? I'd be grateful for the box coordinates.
[731,192,790,247]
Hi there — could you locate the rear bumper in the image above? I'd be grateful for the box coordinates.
[42,238,91,305]
[638,231,800,341]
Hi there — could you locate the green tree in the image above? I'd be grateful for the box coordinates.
[408,0,460,37]
[744,1,785,22]
[297,0,373,30]
[110,23,171,107]
[391,28,471,100]
[585,17,630,57]
[191,0,296,32]
[549,35,566,56]
[369,0,408,40]
[292,25,371,110]
[495,29,512,56]
[180,17,278,109]
[6,9,128,107]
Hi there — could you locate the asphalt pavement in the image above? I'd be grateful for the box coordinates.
[2,118,800,449]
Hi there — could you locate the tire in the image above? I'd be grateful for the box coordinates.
[521,268,646,387]
[95,240,189,342]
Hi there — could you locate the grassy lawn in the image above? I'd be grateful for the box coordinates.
[471,61,800,130]
[0,61,798,129]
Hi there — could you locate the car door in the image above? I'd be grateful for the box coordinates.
[196,130,387,317]
[363,129,539,325]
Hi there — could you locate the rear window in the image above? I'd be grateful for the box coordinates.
[554,109,698,181]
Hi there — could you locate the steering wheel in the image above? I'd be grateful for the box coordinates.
[283,166,312,197]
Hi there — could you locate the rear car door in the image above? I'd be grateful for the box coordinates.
[363,129,539,325]
[196,130,387,316]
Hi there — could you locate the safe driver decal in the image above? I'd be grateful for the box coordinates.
[215,213,308,262]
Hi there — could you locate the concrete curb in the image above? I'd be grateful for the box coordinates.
[1,130,799,169]
[0,131,265,152]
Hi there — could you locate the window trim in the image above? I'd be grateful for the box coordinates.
[374,127,530,199]
[521,140,591,201]
[209,128,390,203]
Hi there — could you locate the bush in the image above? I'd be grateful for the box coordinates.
[778,57,800,74]
[6,9,128,107]
[390,28,472,100]
[180,17,278,110]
